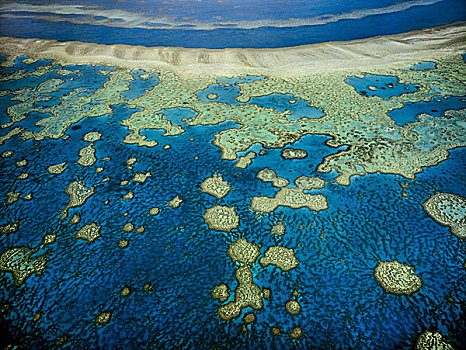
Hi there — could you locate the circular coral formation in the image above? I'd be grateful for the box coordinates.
[289,327,303,339]
[149,207,160,216]
[262,288,271,299]
[212,284,230,302]
[1,150,13,158]
[122,223,134,232]
[167,195,182,208]
[69,214,81,225]
[294,176,325,190]
[203,205,240,232]
[77,144,97,167]
[227,238,260,265]
[119,240,129,248]
[42,234,56,245]
[47,162,67,175]
[75,223,101,243]
[95,312,111,325]
[201,174,231,199]
[83,131,102,142]
[415,330,454,350]
[271,223,285,236]
[126,157,137,166]
[243,313,256,324]
[120,287,130,296]
[285,300,301,315]
[259,246,299,271]
[423,192,466,239]
[374,260,422,295]
[281,148,307,159]
[218,302,241,321]
[207,93,218,100]
[272,327,281,336]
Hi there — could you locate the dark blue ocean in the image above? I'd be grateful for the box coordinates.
[0,56,465,349]
[0,0,465,48]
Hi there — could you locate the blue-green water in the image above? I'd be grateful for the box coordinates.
[402,62,437,71]
[345,73,419,99]
[388,95,466,126]
[0,55,465,349]
[195,78,324,121]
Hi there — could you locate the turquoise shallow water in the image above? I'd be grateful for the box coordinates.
[121,70,160,100]
[402,62,438,71]
[0,56,465,349]
[195,77,324,122]
[388,96,466,126]
[345,73,420,99]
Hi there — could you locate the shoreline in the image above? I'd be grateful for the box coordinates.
[0,23,465,76]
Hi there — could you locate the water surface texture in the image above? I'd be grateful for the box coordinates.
[0,0,465,48]
[0,53,465,349]
[0,1,466,348]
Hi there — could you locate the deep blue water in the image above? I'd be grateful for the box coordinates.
[0,57,465,349]
[0,0,465,48]
[9,0,404,22]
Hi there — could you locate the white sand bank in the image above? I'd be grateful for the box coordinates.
[0,23,465,76]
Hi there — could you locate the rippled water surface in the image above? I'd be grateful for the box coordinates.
[0,0,465,48]
[0,56,465,349]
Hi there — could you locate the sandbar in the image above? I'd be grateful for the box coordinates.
[0,24,464,77]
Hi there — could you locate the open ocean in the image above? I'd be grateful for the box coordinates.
[0,0,464,48]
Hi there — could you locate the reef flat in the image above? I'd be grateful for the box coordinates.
[423,192,466,239]
[1,25,463,186]
[0,24,465,349]
[374,260,422,295]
